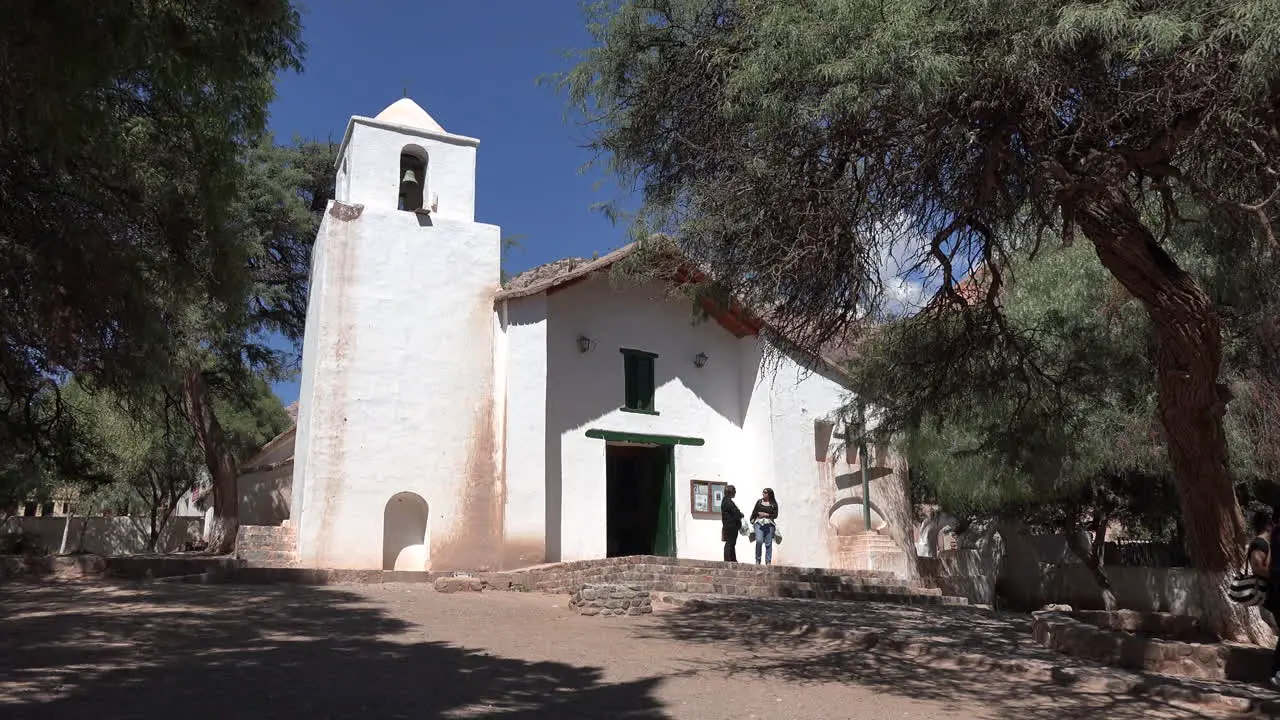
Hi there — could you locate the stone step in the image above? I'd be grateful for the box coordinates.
[518,570,928,592]
[512,555,901,580]
[510,567,902,587]
[235,525,297,561]
[843,533,899,547]
[523,577,947,602]
[849,535,898,546]
[618,563,902,580]
[237,550,299,568]
[492,554,965,609]
[236,527,296,541]
[545,572,931,592]
[651,590,970,616]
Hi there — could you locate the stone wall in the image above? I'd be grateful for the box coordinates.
[569,584,653,616]
[1031,611,1269,682]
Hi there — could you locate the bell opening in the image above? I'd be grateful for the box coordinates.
[398,150,427,212]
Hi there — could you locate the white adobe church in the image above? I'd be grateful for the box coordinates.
[236,98,910,573]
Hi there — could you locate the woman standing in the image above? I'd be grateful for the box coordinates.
[720,485,744,562]
[750,488,780,565]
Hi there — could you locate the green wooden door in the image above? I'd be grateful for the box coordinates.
[652,446,676,557]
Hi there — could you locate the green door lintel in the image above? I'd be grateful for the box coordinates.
[585,429,705,446]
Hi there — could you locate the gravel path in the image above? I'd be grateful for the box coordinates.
[0,582,1241,719]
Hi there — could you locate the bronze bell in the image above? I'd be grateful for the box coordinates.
[401,168,419,187]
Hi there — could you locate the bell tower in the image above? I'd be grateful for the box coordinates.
[290,98,503,572]
[333,97,479,221]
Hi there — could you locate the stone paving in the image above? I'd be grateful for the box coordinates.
[0,581,1264,719]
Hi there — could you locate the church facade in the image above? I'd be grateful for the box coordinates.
[238,99,903,573]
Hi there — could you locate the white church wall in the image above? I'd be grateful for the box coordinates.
[754,355,851,569]
[292,200,502,571]
[500,295,549,567]
[544,275,753,563]
[289,206,330,529]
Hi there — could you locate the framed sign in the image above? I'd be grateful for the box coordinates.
[690,479,728,519]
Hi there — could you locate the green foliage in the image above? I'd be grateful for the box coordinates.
[565,2,1280,592]
[856,242,1175,531]
[186,137,335,384]
[0,1,305,488]
[561,0,1280,362]
[65,381,202,524]
[207,369,293,464]
[58,368,288,547]
[0,383,108,517]
[499,234,527,288]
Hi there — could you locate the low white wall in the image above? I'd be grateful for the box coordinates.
[1044,565,1204,615]
[1,516,202,555]
[238,464,293,526]
[921,539,1206,615]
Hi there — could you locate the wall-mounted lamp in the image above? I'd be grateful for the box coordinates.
[693,352,708,368]
[577,335,596,354]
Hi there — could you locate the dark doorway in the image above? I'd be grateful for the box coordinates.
[605,444,675,557]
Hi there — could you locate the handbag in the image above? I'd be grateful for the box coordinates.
[774,525,783,545]
[739,519,750,537]
[1229,573,1267,606]
[1229,541,1269,606]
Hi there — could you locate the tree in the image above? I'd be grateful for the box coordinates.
[64,370,290,553]
[173,137,334,552]
[68,384,203,552]
[564,0,1280,637]
[0,2,305,530]
[861,241,1176,604]
[1,385,95,518]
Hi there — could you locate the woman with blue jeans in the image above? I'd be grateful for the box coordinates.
[750,488,780,565]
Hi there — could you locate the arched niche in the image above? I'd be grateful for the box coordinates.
[827,496,888,534]
[383,491,429,571]
[397,144,429,212]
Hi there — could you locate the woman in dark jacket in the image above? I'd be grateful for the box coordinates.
[720,485,744,562]
[750,488,779,565]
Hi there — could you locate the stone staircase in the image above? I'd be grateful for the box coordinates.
[498,555,968,607]
[830,531,912,578]
[235,523,298,567]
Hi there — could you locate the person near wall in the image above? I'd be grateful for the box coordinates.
[720,485,744,563]
[750,488,780,565]
[1260,507,1280,688]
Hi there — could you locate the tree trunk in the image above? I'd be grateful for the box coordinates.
[149,478,182,553]
[1076,189,1246,638]
[1064,509,1118,610]
[147,502,159,552]
[59,511,73,555]
[182,367,240,555]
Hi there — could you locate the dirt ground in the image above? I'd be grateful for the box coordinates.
[0,582,1238,719]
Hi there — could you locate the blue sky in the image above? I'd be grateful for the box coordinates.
[265,1,635,404]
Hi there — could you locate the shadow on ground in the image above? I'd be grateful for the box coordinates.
[639,599,1227,720]
[0,583,667,719]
